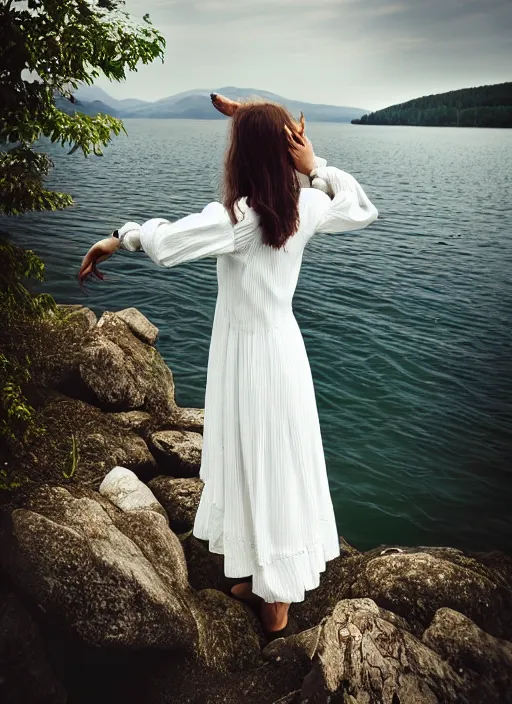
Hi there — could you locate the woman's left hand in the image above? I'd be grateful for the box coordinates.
[284,126,316,176]
[78,237,120,284]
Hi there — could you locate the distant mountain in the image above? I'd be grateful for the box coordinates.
[352,82,512,128]
[73,85,148,112]
[71,85,367,123]
[54,95,119,117]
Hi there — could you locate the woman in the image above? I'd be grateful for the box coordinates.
[78,98,378,639]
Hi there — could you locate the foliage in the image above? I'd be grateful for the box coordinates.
[62,433,79,480]
[0,238,56,446]
[0,1,164,484]
[352,82,512,128]
[0,0,165,214]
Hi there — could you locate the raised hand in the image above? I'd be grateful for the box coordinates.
[298,111,306,137]
[78,237,120,285]
[210,92,241,117]
[284,125,316,176]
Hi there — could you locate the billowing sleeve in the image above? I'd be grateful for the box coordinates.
[116,201,235,267]
[312,166,378,235]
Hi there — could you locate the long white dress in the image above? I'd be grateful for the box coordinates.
[117,162,378,603]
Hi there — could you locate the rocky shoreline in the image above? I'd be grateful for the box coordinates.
[1,305,511,703]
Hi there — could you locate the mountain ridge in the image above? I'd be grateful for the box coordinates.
[72,85,368,122]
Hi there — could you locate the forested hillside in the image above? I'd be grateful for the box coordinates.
[352,82,512,127]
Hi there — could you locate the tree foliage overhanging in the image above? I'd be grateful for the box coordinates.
[0,0,165,463]
[352,82,512,128]
[0,0,165,215]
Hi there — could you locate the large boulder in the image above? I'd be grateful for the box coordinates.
[293,598,512,703]
[140,637,309,704]
[149,430,202,477]
[0,591,67,704]
[52,311,179,424]
[114,307,158,346]
[193,588,264,672]
[351,549,512,639]
[173,407,205,434]
[58,303,97,330]
[182,534,233,594]
[100,466,167,521]
[0,485,196,649]
[290,550,364,629]
[10,390,157,489]
[148,476,203,532]
[109,410,153,436]
[298,598,466,704]
[423,607,512,703]
[293,546,512,641]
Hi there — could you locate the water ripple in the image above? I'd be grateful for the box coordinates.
[2,120,511,553]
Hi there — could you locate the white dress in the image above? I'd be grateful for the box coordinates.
[118,162,378,603]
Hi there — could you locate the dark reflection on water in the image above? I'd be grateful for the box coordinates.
[3,120,512,552]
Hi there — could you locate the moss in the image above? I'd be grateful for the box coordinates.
[1,388,156,502]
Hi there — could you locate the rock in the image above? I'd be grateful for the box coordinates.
[77,312,178,422]
[262,624,322,666]
[0,485,196,649]
[80,336,146,409]
[291,551,364,630]
[100,466,167,521]
[141,639,308,704]
[174,406,205,434]
[182,534,233,594]
[339,534,359,556]
[423,607,512,703]
[10,390,157,489]
[114,307,159,346]
[468,549,512,585]
[300,598,465,704]
[109,410,153,436]
[58,303,97,330]
[0,591,67,704]
[149,430,202,477]
[193,588,264,672]
[351,550,512,640]
[148,476,203,531]
[293,547,512,642]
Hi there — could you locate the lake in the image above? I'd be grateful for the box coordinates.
[3,120,512,553]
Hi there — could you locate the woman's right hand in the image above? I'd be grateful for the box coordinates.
[284,125,316,176]
[78,237,120,284]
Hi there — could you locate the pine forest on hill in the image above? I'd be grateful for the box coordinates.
[352,82,512,128]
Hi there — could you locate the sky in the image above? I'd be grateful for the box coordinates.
[96,0,512,112]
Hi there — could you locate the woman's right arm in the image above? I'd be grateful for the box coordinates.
[78,235,121,283]
[78,203,236,284]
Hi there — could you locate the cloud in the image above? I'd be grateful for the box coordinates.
[95,0,512,111]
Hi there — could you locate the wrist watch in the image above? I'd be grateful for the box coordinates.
[308,168,318,186]
[111,229,120,239]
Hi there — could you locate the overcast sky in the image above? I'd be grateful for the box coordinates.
[96,0,512,111]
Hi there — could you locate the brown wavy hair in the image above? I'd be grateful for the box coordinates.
[223,102,301,249]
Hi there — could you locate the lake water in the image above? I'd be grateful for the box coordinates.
[3,120,512,553]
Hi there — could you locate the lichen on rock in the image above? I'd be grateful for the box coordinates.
[148,475,203,531]
[149,429,203,477]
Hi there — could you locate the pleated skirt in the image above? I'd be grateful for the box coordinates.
[192,309,340,603]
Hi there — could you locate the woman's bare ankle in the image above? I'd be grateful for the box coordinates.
[260,601,290,632]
